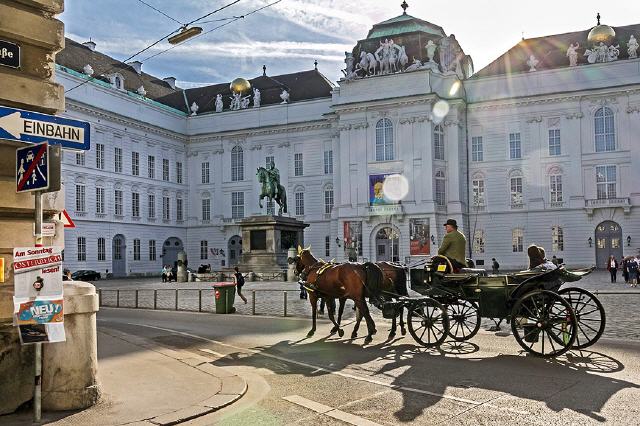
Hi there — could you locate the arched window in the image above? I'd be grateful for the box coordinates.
[375,118,394,161]
[434,124,445,160]
[435,170,445,207]
[552,226,564,252]
[231,146,244,181]
[594,107,615,152]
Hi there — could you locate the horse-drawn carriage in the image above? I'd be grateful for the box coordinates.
[290,248,605,358]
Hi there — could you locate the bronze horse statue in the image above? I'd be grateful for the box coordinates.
[289,247,384,344]
[256,166,287,215]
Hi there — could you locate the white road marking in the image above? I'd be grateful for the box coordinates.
[283,395,383,426]
[199,348,226,358]
[120,321,529,415]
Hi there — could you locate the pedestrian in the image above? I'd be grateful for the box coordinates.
[233,266,248,304]
[628,257,639,287]
[606,255,618,283]
[162,265,168,283]
[299,281,307,300]
[491,258,499,274]
[622,257,629,283]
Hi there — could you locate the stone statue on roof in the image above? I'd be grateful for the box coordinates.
[280,89,290,104]
[527,55,539,72]
[628,35,639,59]
[253,88,261,108]
[438,35,464,77]
[566,43,579,67]
[215,94,223,112]
[425,40,437,63]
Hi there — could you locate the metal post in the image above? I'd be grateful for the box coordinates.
[116,289,120,308]
[135,290,139,308]
[153,290,157,310]
[175,289,179,310]
[97,289,102,306]
[252,290,256,315]
[283,291,287,317]
[198,290,202,312]
[33,192,42,423]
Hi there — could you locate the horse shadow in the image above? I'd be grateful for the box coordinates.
[213,337,638,423]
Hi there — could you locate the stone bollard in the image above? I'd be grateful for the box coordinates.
[42,281,100,410]
[287,247,297,282]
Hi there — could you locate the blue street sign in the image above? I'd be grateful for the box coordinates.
[0,106,90,151]
[16,142,49,193]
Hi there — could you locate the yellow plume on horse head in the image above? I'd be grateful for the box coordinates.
[297,245,303,255]
[297,245,311,256]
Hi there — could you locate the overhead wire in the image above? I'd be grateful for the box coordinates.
[135,0,184,25]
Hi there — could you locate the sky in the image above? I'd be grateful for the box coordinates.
[61,0,640,88]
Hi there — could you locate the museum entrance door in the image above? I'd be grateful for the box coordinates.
[162,237,183,269]
[375,227,399,262]
[228,235,242,267]
[595,221,623,268]
[112,235,126,277]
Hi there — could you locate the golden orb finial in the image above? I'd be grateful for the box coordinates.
[587,13,616,45]
[230,77,251,94]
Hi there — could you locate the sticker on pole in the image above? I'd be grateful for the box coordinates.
[16,142,48,193]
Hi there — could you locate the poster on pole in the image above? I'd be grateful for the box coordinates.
[410,219,430,256]
[13,247,65,344]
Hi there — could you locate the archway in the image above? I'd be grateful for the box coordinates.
[112,235,126,277]
[375,226,399,262]
[162,237,184,269]
[595,221,622,268]
[228,235,242,267]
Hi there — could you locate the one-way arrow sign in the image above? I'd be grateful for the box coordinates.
[0,106,90,151]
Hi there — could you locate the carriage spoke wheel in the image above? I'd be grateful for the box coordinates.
[407,298,449,348]
[511,290,577,358]
[446,300,481,342]
[559,287,606,349]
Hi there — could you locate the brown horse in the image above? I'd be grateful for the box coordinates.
[289,247,384,344]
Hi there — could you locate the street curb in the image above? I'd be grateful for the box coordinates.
[98,328,248,425]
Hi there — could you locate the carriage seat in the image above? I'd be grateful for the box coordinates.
[458,268,487,276]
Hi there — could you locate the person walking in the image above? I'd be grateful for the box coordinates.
[491,258,499,274]
[607,255,618,283]
[233,266,248,304]
[162,265,168,283]
[622,257,629,283]
[628,257,639,287]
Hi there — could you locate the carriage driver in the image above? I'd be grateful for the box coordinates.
[438,219,467,271]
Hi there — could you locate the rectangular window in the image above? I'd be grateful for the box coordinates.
[596,165,617,199]
[133,239,140,261]
[162,159,169,181]
[176,198,183,221]
[176,162,183,184]
[148,194,155,218]
[96,143,105,169]
[294,153,303,176]
[97,238,106,261]
[512,229,524,252]
[163,196,170,220]
[510,177,523,206]
[232,192,244,219]
[471,136,483,162]
[132,192,140,217]
[76,152,85,166]
[75,184,86,212]
[325,236,330,257]
[149,240,156,261]
[202,198,211,221]
[114,147,122,173]
[552,226,564,252]
[324,189,334,215]
[200,241,208,260]
[114,190,123,216]
[201,162,210,184]
[295,192,305,216]
[266,156,274,168]
[509,132,521,159]
[324,150,333,174]
[550,175,563,203]
[435,178,446,207]
[132,151,139,176]
[472,179,485,207]
[548,129,561,156]
[96,187,105,214]
[77,237,86,261]
[147,155,155,179]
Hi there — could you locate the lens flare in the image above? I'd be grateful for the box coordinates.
[449,80,462,97]
[383,174,409,201]
[432,100,450,122]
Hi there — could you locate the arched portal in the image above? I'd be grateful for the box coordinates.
[112,235,126,277]
[375,226,400,262]
[595,221,623,268]
[228,235,242,267]
[162,237,184,269]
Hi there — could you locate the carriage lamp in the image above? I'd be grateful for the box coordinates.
[588,237,593,247]
[627,236,632,247]
[430,235,436,244]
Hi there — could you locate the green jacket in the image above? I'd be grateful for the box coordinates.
[438,230,467,266]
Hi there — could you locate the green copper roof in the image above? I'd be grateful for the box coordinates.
[366,14,445,39]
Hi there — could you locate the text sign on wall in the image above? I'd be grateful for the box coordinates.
[0,40,20,68]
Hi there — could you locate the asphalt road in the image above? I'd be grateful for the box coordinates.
[98,308,640,425]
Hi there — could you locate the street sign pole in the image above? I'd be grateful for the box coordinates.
[34,191,43,423]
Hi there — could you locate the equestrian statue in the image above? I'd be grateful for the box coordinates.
[256,162,288,215]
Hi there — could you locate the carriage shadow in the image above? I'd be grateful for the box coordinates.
[214,336,637,423]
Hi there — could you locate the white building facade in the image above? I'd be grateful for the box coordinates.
[57,11,640,275]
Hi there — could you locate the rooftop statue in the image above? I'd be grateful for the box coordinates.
[253,88,261,108]
[629,35,639,59]
[215,94,223,113]
[280,89,290,104]
[527,55,539,72]
[566,43,579,67]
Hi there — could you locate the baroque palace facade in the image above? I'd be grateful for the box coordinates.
[57,9,640,275]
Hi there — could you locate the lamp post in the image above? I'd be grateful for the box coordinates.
[588,237,593,248]
[627,236,632,247]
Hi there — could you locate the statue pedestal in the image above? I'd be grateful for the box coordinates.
[239,215,308,277]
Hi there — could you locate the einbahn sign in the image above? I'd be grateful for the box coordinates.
[0,106,91,150]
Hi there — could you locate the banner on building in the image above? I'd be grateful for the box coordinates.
[343,221,362,255]
[369,174,396,205]
[410,219,430,256]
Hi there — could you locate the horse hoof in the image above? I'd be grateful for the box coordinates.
[401,328,407,336]
[351,332,358,339]
[364,336,373,345]
[388,332,396,339]
[338,329,344,338]
[307,330,315,338]
[371,329,377,336]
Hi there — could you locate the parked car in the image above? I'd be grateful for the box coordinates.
[71,270,101,281]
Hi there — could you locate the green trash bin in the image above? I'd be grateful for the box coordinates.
[213,282,236,314]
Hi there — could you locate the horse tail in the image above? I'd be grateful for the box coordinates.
[396,266,408,296]
[363,262,384,299]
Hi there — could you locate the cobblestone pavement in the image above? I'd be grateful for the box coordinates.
[93,270,640,341]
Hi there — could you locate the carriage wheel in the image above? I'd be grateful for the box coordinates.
[558,287,606,349]
[407,298,449,348]
[511,290,577,358]
[446,300,481,341]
